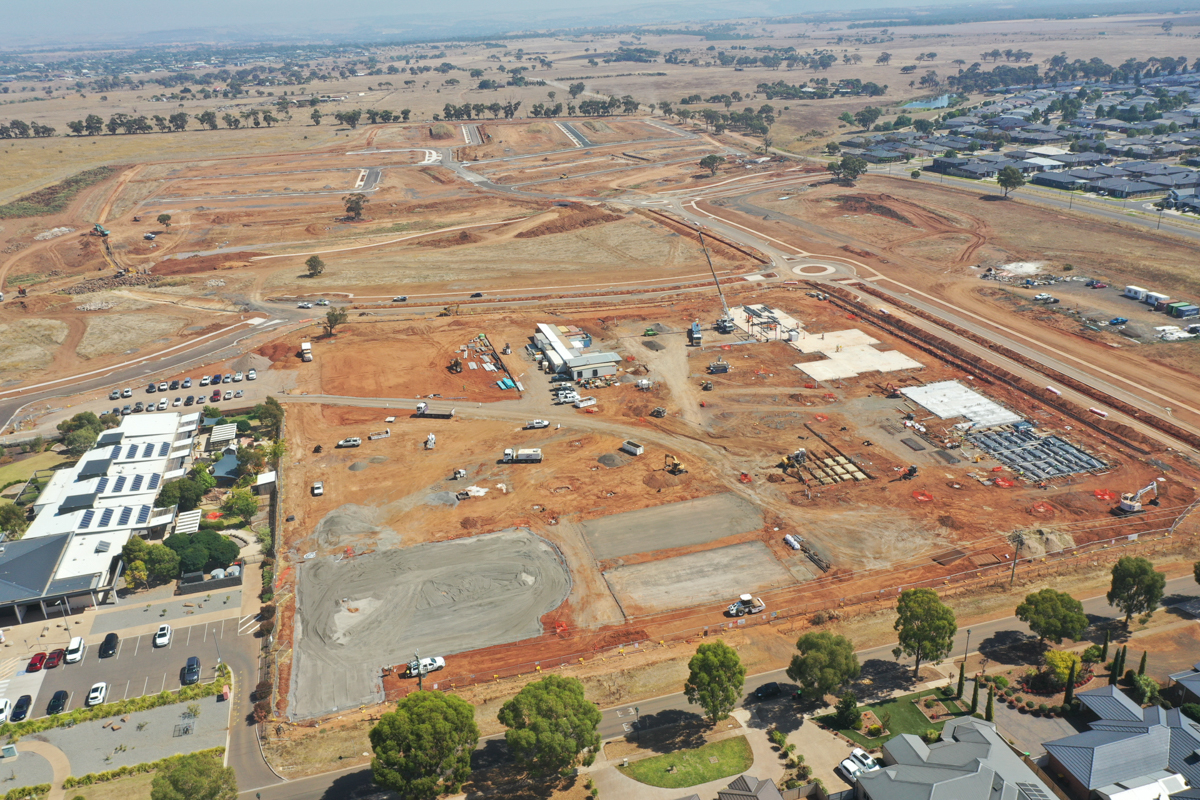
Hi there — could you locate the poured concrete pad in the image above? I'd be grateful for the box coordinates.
[580,493,763,560]
[290,528,569,720]
[603,541,792,615]
[901,380,1022,427]
[796,345,924,381]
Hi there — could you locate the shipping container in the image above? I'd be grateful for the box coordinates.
[1155,299,1172,312]
[1124,285,1148,300]
[1172,305,1200,319]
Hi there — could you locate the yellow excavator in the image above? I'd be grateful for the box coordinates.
[778,448,807,481]
[448,357,463,374]
[438,304,460,317]
[665,454,688,476]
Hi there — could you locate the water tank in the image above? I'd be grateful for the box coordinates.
[210,568,226,579]
[226,565,241,577]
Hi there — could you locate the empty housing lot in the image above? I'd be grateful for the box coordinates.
[580,493,763,559]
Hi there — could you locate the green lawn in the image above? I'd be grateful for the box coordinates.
[0,451,70,489]
[822,689,970,748]
[620,735,754,789]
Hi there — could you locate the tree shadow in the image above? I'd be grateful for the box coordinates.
[745,684,808,734]
[855,658,918,703]
[980,195,1010,201]
[978,629,1042,666]
[621,707,709,754]
[464,757,573,800]
[318,769,382,799]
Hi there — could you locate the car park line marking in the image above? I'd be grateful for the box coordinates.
[237,615,258,635]
[141,677,149,697]
[133,636,140,657]
[185,627,193,647]
[114,639,124,660]
[120,681,131,701]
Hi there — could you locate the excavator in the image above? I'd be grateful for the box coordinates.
[438,304,460,317]
[664,454,688,476]
[448,357,463,374]
[778,449,807,481]
[1116,482,1160,515]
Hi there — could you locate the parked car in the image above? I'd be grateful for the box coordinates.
[470,292,484,298]
[45,649,64,669]
[199,375,211,387]
[404,656,445,676]
[234,389,244,399]
[297,301,313,309]
[65,636,84,664]
[109,389,120,400]
[1093,283,1108,289]
[336,437,362,448]
[99,633,119,658]
[27,652,46,672]
[247,369,257,380]
[211,373,222,385]
[169,380,180,390]
[172,397,182,407]
[315,299,330,306]
[0,698,10,723]
[47,690,69,715]
[133,402,144,412]
[182,377,192,388]
[157,382,168,392]
[182,657,201,686]
[147,383,157,393]
[211,391,222,402]
[839,758,865,781]
[1110,317,1129,326]
[154,624,172,648]
[849,748,879,773]
[223,390,233,401]
[184,396,195,406]
[157,398,168,410]
[393,296,408,302]
[86,682,108,706]
[11,696,31,722]
[753,682,781,700]
[233,372,244,382]
[121,387,132,398]
[121,405,132,416]
[312,481,324,497]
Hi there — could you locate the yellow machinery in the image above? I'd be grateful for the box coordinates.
[448,357,463,374]
[664,454,688,475]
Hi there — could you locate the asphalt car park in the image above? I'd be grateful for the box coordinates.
[16,615,248,719]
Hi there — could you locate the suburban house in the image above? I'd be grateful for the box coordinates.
[855,717,1055,799]
[1168,661,1200,704]
[673,775,784,800]
[1043,685,1199,800]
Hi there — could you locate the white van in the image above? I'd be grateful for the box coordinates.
[65,636,84,664]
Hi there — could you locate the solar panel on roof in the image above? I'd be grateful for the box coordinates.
[131,475,144,492]
[158,442,170,457]
[149,474,161,490]
[142,443,154,458]
[126,444,138,459]
[113,476,126,492]
[99,508,114,527]
[79,509,95,529]
[136,506,150,524]
[97,477,109,493]
[118,507,132,525]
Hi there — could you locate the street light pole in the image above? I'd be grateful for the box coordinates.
[211,628,223,666]
[963,629,972,665]
[1009,533,1025,587]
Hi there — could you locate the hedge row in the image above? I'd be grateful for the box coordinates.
[0,785,49,800]
[2,664,230,740]
[62,747,225,789]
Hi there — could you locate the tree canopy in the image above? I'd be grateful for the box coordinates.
[305,255,325,277]
[827,155,868,185]
[997,164,1025,197]
[1016,588,1088,644]
[699,154,726,175]
[149,752,237,800]
[893,589,957,678]
[0,504,29,541]
[684,640,745,724]
[498,675,600,777]
[1107,556,1166,624]
[786,632,860,699]
[370,691,479,799]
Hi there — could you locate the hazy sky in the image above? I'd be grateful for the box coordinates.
[2,0,1039,49]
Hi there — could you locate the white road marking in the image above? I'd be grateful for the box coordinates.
[355,169,368,189]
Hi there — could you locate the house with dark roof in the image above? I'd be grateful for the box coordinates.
[1043,685,1199,800]
[1087,178,1162,198]
[1168,661,1200,704]
[1033,173,1088,190]
[670,775,784,800]
[857,716,1055,800]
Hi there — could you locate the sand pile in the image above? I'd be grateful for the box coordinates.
[313,503,397,549]
[230,352,272,373]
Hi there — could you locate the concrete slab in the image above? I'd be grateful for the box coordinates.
[791,328,879,354]
[901,380,1022,428]
[797,345,924,381]
[603,541,792,615]
[580,494,763,560]
[290,528,570,720]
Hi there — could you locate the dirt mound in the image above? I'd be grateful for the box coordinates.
[63,273,162,294]
[514,204,623,239]
[304,224,330,236]
[153,251,268,276]
[416,230,483,249]
[230,352,272,373]
[257,342,296,363]
[429,123,456,140]
[833,195,915,227]
[643,471,691,489]
[642,339,666,351]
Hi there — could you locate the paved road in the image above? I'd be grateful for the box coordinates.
[21,615,246,720]
[237,574,1198,798]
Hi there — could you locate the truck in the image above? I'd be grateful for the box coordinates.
[727,594,766,617]
[368,428,391,440]
[573,396,596,409]
[300,342,313,362]
[503,448,543,463]
[414,402,455,419]
[526,420,550,429]
[689,320,703,346]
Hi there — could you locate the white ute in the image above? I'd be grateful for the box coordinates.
[526,420,549,429]
[337,437,362,448]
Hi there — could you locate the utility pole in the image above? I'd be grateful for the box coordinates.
[1009,532,1025,587]
[963,629,972,665]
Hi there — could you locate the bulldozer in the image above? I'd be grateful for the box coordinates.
[438,304,460,317]
[664,454,688,476]
[650,407,667,418]
[643,328,659,337]
[448,357,463,374]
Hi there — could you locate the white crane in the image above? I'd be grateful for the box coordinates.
[699,230,736,334]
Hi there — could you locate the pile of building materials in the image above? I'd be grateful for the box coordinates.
[966,429,1105,480]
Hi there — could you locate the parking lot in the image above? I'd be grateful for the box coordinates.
[8,614,251,719]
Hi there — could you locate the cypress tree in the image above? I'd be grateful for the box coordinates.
[985,685,994,722]
[970,679,980,714]
[1064,660,1077,708]
[1120,645,1129,678]
[1100,629,1110,661]
[1138,650,1148,676]
[957,662,966,699]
